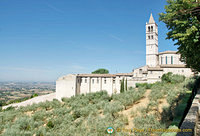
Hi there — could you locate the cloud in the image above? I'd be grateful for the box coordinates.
[46,3,64,14]
[109,34,123,42]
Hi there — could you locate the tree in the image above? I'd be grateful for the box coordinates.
[120,78,125,93]
[91,68,109,74]
[159,0,200,72]
[125,78,128,91]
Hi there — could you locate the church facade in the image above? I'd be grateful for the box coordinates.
[56,14,194,100]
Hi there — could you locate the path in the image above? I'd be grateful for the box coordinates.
[2,93,56,109]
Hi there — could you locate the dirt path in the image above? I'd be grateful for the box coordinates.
[119,89,151,129]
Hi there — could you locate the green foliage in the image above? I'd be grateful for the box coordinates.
[159,0,200,72]
[135,83,153,89]
[103,101,123,118]
[161,72,185,83]
[91,68,109,74]
[125,78,128,91]
[161,125,178,136]
[113,87,146,110]
[133,114,165,136]
[1,76,198,136]
[120,78,125,93]
[4,106,15,111]
[47,120,54,128]
[30,93,38,98]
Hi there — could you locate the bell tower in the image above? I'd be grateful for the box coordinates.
[146,13,158,67]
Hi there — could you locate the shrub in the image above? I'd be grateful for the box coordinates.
[4,106,15,111]
[32,110,46,121]
[133,114,165,136]
[135,83,153,89]
[30,93,38,98]
[161,125,178,136]
[161,72,185,83]
[47,120,54,128]
[103,101,123,118]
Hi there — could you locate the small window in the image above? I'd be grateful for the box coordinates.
[151,35,153,39]
[150,71,153,74]
[97,78,99,83]
[113,79,115,84]
[139,69,142,74]
[148,36,150,39]
[171,56,173,64]
[148,26,150,32]
[85,79,87,83]
[161,56,163,64]
[92,79,94,84]
[104,79,106,84]
[182,70,184,73]
[151,26,153,32]
[166,56,168,64]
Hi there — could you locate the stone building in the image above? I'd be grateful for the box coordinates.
[56,14,194,100]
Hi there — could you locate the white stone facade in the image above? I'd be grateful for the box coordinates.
[56,14,195,100]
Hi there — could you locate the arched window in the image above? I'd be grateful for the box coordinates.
[92,79,94,84]
[151,26,153,32]
[148,26,150,32]
[97,78,99,83]
[171,56,173,64]
[166,56,168,64]
[151,35,154,39]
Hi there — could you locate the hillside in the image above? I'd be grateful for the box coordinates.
[0,74,199,136]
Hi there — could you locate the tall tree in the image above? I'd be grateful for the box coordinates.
[159,0,200,72]
[120,78,125,93]
[125,78,128,91]
[92,68,109,74]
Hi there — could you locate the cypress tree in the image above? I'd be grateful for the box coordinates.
[120,78,124,93]
[125,78,128,91]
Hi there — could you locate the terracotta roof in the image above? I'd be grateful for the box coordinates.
[148,67,163,71]
[115,73,133,76]
[158,51,177,55]
[77,74,116,77]
[160,64,186,68]
[77,73,133,77]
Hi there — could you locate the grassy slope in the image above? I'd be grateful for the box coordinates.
[0,76,197,136]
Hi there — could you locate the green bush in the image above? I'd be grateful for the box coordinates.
[161,125,178,136]
[135,83,153,89]
[161,72,185,83]
[47,120,54,128]
[103,101,123,118]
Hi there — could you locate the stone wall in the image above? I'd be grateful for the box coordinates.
[177,90,200,136]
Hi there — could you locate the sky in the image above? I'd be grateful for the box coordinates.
[0,0,178,82]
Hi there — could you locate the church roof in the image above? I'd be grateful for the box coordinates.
[160,64,186,68]
[77,73,133,77]
[77,74,115,77]
[149,13,155,24]
[158,51,177,55]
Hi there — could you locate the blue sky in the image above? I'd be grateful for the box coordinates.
[0,0,177,82]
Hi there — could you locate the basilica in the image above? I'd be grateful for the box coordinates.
[56,14,194,100]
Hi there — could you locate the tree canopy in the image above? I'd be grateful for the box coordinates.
[91,68,109,74]
[159,0,200,72]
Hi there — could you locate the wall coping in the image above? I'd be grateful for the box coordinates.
[177,90,200,136]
